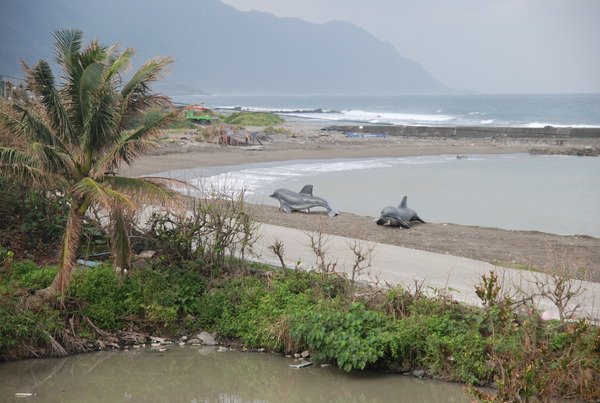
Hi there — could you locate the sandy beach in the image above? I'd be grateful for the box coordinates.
[119,121,600,282]
[120,121,543,176]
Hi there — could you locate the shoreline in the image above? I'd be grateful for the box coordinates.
[118,121,600,282]
[120,121,600,177]
[119,121,548,177]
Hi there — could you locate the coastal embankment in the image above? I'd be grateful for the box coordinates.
[325,124,600,146]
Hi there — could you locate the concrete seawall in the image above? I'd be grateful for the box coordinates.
[325,125,600,141]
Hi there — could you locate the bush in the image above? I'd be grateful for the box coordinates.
[0,294,61,360]
[197,271,337,351]
[145,195,259,276]
[68,263,207,332]
[69,265,138,331]
[7,261,57,289]
[0,177,68,259]
[291,302,389,371]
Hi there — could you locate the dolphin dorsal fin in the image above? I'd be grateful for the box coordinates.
[299,185,314,196]
[399,196,408,208]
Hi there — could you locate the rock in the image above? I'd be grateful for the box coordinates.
[197,346,217,356]
[301,350,310,358]
[388,359,411,373]
[139,250,156,258]
[187,338,201,345]
[412,369,426,378]
[197,332,218,346]
[529,147,600,157]
[289,361,313,369]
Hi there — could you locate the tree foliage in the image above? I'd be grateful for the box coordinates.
[0,29,182,298]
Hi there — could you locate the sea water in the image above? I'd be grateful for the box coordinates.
[173,93,600,128]
[164,153,600,238]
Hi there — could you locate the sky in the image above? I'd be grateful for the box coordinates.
[220,0,600,94]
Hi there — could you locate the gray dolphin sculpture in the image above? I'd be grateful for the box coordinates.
[269,185,338,217]
[376,196,425,228]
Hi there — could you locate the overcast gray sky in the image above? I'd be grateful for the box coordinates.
[221,0,600,94]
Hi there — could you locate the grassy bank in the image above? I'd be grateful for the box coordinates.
[1,195,599,402]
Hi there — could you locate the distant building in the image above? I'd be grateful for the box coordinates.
[0,75,26,99]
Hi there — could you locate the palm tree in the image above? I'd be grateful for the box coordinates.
[0,29,183,298]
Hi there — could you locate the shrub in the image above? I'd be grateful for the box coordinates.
[197,271,338,351]
[0,177,68,259]
[145,194,259,276]
[7,261,57,289]
[291,302,389,371]
[69,266,140,331]
[0,294,61,360]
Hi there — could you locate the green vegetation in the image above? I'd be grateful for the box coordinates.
[2,249,598,400]
[221,111,285,126]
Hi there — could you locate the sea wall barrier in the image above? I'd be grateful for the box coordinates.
[324,125,600,141]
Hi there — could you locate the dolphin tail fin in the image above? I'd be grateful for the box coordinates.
[412,215,426,224]
[399,195,408,208]
[299,184,314,195]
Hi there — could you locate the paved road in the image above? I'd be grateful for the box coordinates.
[253,223,600,322]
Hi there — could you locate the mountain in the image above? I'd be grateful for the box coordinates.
[0,0,448,95]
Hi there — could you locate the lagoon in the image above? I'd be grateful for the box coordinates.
[164,153,600,238]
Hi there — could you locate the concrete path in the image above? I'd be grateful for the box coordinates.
[252,223,600,322]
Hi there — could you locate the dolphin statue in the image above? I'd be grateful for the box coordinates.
[269,185,338,217]
[376,196,425,228]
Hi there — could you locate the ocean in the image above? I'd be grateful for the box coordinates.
[173,93,600,128]
[168,94,600,237]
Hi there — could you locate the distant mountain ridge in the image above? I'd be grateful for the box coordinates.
[0,0,448,95]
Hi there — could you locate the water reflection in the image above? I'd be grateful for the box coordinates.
[0,346,469,402]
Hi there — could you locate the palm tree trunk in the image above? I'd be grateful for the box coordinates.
[44,204,85,299]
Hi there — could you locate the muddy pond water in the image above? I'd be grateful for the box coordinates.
[0,345,470,402]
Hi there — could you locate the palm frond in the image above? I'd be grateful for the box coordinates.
[28,142,77,179]
[93,109,179,173]
[72,177,136,211]
[20,60,75,143]
[102,175,185,208]
[3,103,68,152]
[53,29,84,68]
[106,46,134,81]
[121,56,175,116]
[82,72,121,156]
[0,147,48,183]
[63,39,111,138]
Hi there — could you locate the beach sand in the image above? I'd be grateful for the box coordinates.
[119,122,600,282]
